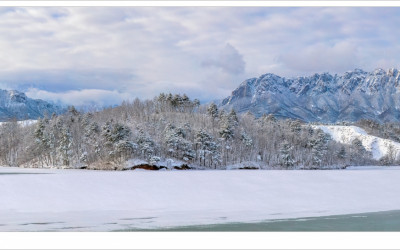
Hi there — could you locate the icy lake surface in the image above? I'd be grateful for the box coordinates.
[1,166,400,231]
[137,210,400,232]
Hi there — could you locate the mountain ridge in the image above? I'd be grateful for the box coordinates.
[0,89,64,121]
[220,68,400,122]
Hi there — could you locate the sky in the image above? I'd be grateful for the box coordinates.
[0,7,399,107]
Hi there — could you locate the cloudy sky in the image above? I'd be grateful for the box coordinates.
[0,7,399,106]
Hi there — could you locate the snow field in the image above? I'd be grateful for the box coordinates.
[1,166,400,231]
[315,125,400,160]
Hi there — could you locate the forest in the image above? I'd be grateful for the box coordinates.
[0,93,380,170]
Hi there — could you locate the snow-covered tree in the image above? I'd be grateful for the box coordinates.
[136,129,156,162]
[33,118,52,166]
[228,109,239,128]
[219,121,234,141]
[163,123,194,162]
[101,121,134,163]
[279,140,294,168]
[350,138,371,165]
[58,126,72,166]
[0,120,21,166]
[380,144,396,165]
[115,140,137,163]
[207,103,218,120]
[290,120,302,134]
[195,129,220,168]
[309,129,330,166]
[337,146,346,160]
[241,130,253,147]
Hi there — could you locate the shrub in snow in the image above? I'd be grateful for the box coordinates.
[149,156,161,165]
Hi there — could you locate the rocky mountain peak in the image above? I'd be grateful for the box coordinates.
[220,68,400,122]
[0,89,64,121]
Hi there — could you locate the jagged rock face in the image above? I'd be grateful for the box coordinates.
[0,89,64,121]
[221,68,400,122]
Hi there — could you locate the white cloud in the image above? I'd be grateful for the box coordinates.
[25,88,133,107]
[0,7,400,104]
[202,43,246,74]
[277,41,359,74]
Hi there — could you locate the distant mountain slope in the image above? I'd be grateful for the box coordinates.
[221,68,400,122]
[315,125,400,160]
[0,89,64,121]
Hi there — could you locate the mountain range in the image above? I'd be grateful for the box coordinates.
[220,68,400,122]
[3,68,400,123]
[0,89,64,121]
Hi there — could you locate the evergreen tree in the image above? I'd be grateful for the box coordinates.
[136,129,156,162]
[195,129,220,168]
[58,126,72,166]
[163,123,194,161]
[219,121,234,141]
[33,118,51,166]
[228,109,239,128]
[309,129,329,166]
[241,130,253,147]
[350,138,370,164]
[290,120,302,134]
[101,121,133,162]
[337,146,346,160]
[279,140,294,168]
[207,103,219,120]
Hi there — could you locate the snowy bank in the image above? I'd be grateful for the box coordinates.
[315,125,400,160]
[1,166,400,231]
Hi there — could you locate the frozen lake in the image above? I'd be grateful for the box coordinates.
[138,210,400,231]
[1,166,400,231]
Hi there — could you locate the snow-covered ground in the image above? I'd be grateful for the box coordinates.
[1,166,400,231]
[315,125,400,160]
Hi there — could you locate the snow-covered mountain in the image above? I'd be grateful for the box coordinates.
[315,125,400,160]
[0,89,64,121]
[221,68,400,122]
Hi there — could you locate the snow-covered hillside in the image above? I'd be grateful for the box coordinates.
[315,125,400,160]
[1,166,400,231]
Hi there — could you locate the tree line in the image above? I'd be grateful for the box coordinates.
[0,93,377,170]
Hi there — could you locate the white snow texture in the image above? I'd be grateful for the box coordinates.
[2,166,400,231]
[315,125,400,160]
